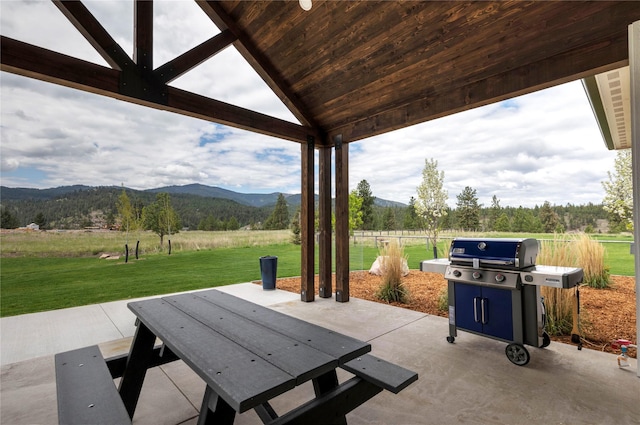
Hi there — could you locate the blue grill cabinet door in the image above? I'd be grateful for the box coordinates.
[454,283,483,333]
[480,287,513,341]
[454,283,513,341]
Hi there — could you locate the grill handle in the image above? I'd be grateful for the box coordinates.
[473,297,481,323]
[481,298,488,324]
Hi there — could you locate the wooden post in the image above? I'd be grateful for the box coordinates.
[335,135,349,302]
[628,19,640,377]
[319,146,333,298]
[301,136,315,302]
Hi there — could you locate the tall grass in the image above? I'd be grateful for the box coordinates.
[375,240,409,303]
[573,233,610,288]
[537,233,610,336]
[537,235,576,336]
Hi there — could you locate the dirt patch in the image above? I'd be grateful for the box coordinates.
[266,271,637,358]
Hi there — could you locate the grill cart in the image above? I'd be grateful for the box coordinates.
[422,238,583,366]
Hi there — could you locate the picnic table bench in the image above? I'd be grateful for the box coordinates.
[55,289,418,424]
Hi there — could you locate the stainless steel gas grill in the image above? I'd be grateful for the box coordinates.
[421,238,583,366]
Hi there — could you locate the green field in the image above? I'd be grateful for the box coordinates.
[0,230,635,317]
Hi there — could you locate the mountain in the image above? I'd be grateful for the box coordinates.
[0,184,407,230]
[0,185,93,201]
[147,184,405,208]
[147,184,287,208]
[1,183,405,208]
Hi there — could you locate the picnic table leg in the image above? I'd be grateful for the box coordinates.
[255,402,278,423]
[198,386,236,425]
[118,321,157,419]
[312,371,347,425]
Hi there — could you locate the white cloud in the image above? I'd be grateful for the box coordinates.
[1,1,618,208]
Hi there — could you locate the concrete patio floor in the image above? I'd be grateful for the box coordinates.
[1,282,638,424]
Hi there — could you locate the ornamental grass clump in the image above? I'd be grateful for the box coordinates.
[573,233,610,289]
[376,240,409,303]
[537,235,577,336]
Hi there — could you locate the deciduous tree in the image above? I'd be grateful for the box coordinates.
[142,193,181,246]
[117,189,138,242]
[602,149,633,232]
[349,190,363,235]
[415,158,448,257]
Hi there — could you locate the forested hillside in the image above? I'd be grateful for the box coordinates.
[1,185,609,233]
[0,186,271,230]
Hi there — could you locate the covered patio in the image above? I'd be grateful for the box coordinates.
[2,282,639,424]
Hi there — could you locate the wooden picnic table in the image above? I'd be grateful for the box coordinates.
[56,288,417,425]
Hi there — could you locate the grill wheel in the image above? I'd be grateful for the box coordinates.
[505,343,530,366]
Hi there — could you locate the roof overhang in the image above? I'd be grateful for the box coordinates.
[583,66,632,150]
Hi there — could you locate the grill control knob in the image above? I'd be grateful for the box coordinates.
[452,270,462,278]
[472,271,482,279]
[524,275,533,283]
[495,273,505,283]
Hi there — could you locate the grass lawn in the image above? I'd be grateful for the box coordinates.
[0,231,634,317]
[0,245,301,317]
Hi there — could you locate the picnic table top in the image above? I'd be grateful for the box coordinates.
[128,289,371,413]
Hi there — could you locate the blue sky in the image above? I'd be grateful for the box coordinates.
[0,1,618,208]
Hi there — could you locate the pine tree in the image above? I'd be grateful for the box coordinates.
[264,193,290,230]
[290,207,301,245]
[488,195,501,231]
[356,180,375,230]
[494,213,511,232]
[456,186,481,231]
[383,207,396,230]
[403,197,419,230]
[0,207,19,229]
[34,212,46,229]
[539,201,561,233]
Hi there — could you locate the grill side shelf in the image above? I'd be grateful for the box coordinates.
[520,266,584,288]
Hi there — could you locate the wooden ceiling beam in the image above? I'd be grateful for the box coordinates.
[134,0,153,72]
[196,0,319,130]
[328,29,631,144]
[53,0,132,71]
[155,30,238,84]
[0,36,315,143]
[0,36,120,95]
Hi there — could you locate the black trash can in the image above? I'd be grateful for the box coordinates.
[259,256,278,290]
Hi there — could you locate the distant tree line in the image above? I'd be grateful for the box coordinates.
[0,172,622,235]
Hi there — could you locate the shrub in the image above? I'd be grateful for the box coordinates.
[376,240,409,303]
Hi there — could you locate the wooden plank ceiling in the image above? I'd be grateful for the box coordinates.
[2,1,640,146]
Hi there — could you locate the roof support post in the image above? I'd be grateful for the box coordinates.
[628,20,640,377]
[300,136,315,302]
[318,145,333,298]
[334,135,349,302]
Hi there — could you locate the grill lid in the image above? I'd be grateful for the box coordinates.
[449,238,538,269]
